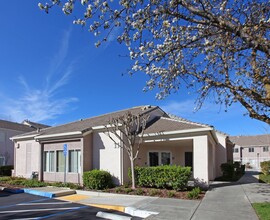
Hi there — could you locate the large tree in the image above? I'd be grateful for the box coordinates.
[104,111,149,189]
[38,0,270,124]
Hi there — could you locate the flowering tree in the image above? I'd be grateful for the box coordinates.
[104,112,149,189]
[38,0,270,124]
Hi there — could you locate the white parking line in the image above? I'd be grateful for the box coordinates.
[0,207,81,214]
[18,202,72,206]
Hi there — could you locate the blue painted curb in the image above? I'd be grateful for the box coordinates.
[23,189,55,198]
[3,188,24,194]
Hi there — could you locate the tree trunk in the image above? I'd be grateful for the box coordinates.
[130,157,136,189]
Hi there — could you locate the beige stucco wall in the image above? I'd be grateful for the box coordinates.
[136,140,193,167]
[83,133,92,172]
[215,133,228,177]
[14,139,40,178]
[92,131,121,185]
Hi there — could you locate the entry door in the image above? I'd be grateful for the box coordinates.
[185,152,193,169]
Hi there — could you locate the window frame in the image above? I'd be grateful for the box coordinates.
[56,150,65,172]
[248,147,255,153]
[263,146,269,152]
[234,148,239,153]
[68,149,81,173]
[148,151,172,166]
[44,151,55,172]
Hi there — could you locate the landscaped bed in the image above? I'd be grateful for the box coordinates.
[0,176,205,200]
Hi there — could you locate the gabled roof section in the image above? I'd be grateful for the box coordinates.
[144,116,211,134]
[12,105,159,140]
[230,134,270,147]
[0,119,37,132]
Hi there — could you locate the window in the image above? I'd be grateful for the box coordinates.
[248,147,254,153]
[234,148,239,153]
[0,156,5,166]
[57,150,65,172]
[69,150,81,173]
[263,146,269,152]
[44,151,55,172]
[149,151,171,166]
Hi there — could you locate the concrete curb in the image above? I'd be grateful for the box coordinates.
[76,190,152,199]
[23,188,55,198]
[0,186,24,194]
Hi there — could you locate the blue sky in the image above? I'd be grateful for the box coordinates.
[0,1,268,136]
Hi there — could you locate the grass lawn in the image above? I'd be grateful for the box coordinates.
[253,203,270,220]
[259,174,270,184]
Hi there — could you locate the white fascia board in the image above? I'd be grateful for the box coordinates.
[143,127,213,137]
[10,134,37,141]
[92,123,122,130]
[34,131,82,140]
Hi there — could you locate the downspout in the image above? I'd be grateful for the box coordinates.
[120,132,123,185]
[39,143,44,181]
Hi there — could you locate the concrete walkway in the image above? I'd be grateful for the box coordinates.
[191,171,269,220]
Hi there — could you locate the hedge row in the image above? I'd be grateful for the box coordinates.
[0,165,13,176]
[260,161,270,176]
[220,162,245,178]
[83,169,113,190]
[130,165,191,190]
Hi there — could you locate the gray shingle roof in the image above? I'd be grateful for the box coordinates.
[144,117,209,134]
[13,105,160,138]
[230,134,270,147]
[0,119,37,132]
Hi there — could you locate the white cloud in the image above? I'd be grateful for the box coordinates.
[0,29,78,123]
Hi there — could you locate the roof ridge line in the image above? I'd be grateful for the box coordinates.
[166,114,211,128]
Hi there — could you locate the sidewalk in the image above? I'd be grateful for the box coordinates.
[191,171,269,220]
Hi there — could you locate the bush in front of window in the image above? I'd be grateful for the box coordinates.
[83,170,113,190]
[0,165,14,176]
[260,161,270,176]
[129,165,192,190]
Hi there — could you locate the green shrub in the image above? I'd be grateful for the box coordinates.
[260,161,270,176]
[83,170,113,190]
[0,165,14,176]
[136,188,144,195]
[149,189,159,196]
[0,176,12,182]
[259,174,270,183]
[168,190,176,198]
[129,165,191,190]
[124,188,133,194]
[187,187,201,199]
[115,187,122,193]
[221,163,234,178]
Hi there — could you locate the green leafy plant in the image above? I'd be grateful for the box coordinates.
[136,188,144,195]
[168,190,176,198]
[149,189,159,196]
[260,161,270,176]
[115,187,122,193]
[129,165,191,190]
[259,174,270,184]
[187,187,201,199]
[83,170,113,190]
[220,163,234,178]
[124,188,133,194]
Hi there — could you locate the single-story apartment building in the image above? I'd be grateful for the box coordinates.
[11,105,233,185]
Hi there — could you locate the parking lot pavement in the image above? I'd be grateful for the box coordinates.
[0,191,136,219]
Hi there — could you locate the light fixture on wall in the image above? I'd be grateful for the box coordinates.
[17,144,20,149]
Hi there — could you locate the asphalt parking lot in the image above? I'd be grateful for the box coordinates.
[0,191,134,219]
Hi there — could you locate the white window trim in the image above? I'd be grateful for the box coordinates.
[147,151,172,166]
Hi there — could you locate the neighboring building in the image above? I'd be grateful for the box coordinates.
[0,120,49,166]
[231,134,270,170]
[11,106,233,185]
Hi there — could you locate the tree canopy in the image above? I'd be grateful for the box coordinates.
[38,0,270,124]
